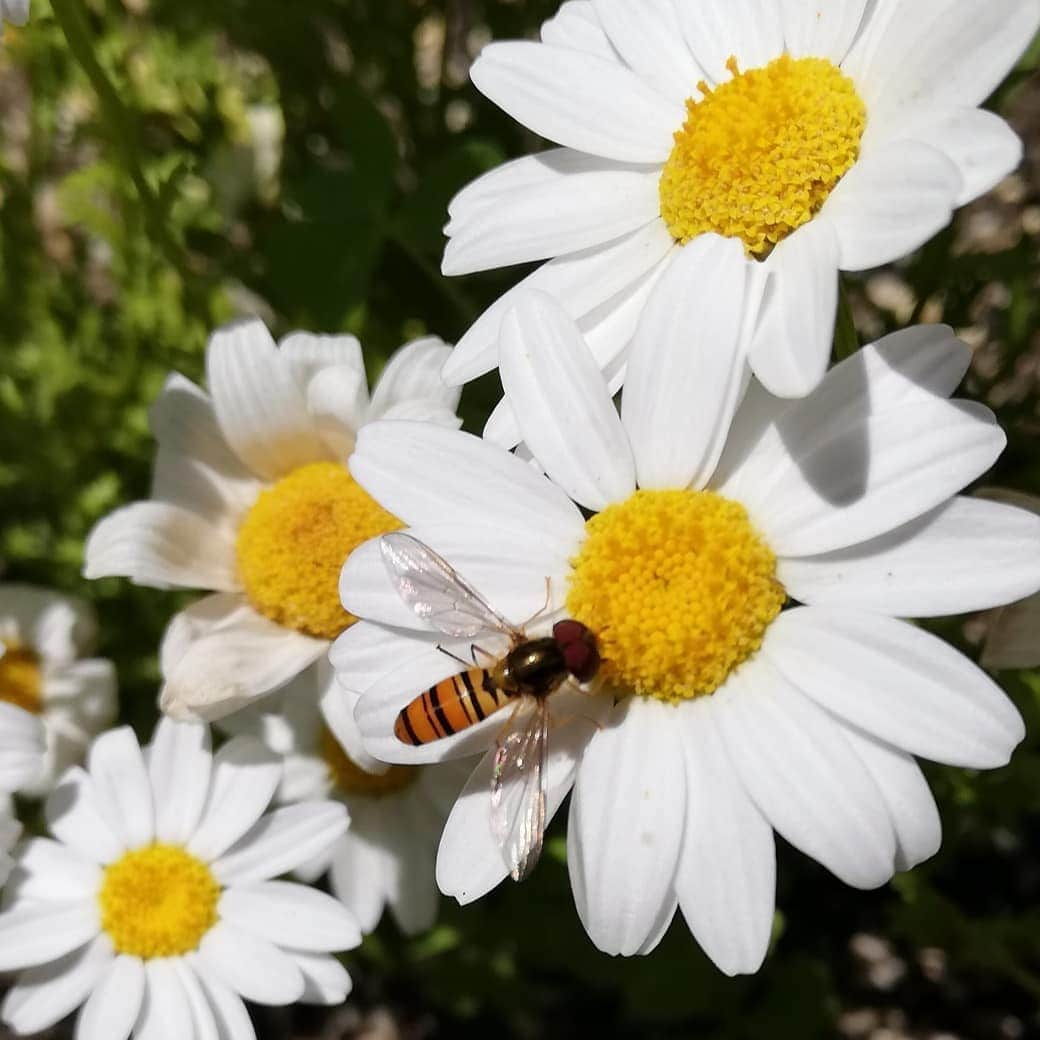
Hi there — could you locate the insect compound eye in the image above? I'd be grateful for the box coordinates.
[553,620,600,682]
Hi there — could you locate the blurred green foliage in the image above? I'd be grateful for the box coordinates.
[1,2,1039,1037]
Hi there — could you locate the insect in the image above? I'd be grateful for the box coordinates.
[380,531,600,881]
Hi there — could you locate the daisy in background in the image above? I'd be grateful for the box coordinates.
[224,661,468,935]
[0,584,116,796]
[443,0,1040,428]
[84,319,461,723]
[1,1,27,28]
[0,716,357,1039]
[333,262,1040,975]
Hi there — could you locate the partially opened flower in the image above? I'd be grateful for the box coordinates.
[0,585,116,795]
[224,661,467,935]
[84,319,461,722]
[443,0,1039,416]
[333,277,1040,974]
[0,717,356,1039]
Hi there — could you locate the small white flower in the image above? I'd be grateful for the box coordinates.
[0,802,21,889]
[443,0,1040,413]
[83,319,461,723]
[333,280,1040,975]
[1,0,28,28]
[0,717,357,1039]
[0,585,116,796]
[223,664,467,935]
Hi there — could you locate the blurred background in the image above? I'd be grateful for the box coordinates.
[0,1,1039,1037]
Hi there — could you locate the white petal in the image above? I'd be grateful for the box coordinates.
[384,820,439,935]
[592,0,706,102]
[841,728,942,872]
[150,444,255,530]
[675,698,775,976]
[0,703,45,793]
[540,1,615,57]
[320,674,385,776]
[856,0,1040,117]
[749,218,839,399]
[291,952,353,1005]
[470,42,683,163]
[196,922,305,1005]
[213,801,348,885]
[206,318,331,481]
[367,336,461,421]
[778,496,1040,616]
[187,737,282,862]
[191,969,256,1040]
[1,0,29,26]
[278,330,364,392]
[6,838,101,903]
[169,960,220,1040]
[715,657,897,889]
[328,833,389,934]
[762,608,1025,769]
[135,960,193,1040]
[443,221,676,385]
[823,142,961,272]
[305,366,366,459]
[444,151,661,275]
[350,421,586,547]
[159,612,326,722]
[329,619,431,696]
[219,881,361,952]
[148,719,212,844]
[45,767,123,865]
[83,503,237,591]
[499,291,635,510]
[76,956,145,1040]
[2,935,111,1035]
[780,0,869,60]
[568,697,685,956]
[622,234,752,489]
[678,0,785,83]
[87,726,154,849]
[159,594,246,678]
[0,901,99,971]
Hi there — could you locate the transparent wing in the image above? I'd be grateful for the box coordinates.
[380,531,520,639]
[490,700,549,882]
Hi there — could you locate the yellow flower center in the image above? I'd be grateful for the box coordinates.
[659,54,866,257]
[0,641,43,715]
[321,726,417,797]
[567,490,785,703]
[98,844,220,958]
[236,462,402,640]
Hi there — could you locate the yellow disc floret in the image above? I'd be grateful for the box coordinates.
[99,844,220,958]
[236,462,402,640]
[659,55,866,257]
[0,641,43,715]
[321,726,417,797]
[567,490,785,703]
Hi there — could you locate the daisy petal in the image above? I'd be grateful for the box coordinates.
[675,698,775,976]
[749,218,839,399]
[763,608,1025,769]
[219,881,361,952]
[192,970,256,1040]
[169,960,220,1040]
[206,319,331,482]
[367,337,460,420]
[76,955,145,1040]
[7,838,101,902]
[148,719,212,844]
[444,152,661,276]
[778,496,1040,616]
[470,42,683,163]
[160,613,326,722]
[291,952,353,1005]
[45,767,123,865]
[213,802,348,885]
[779,0,868,61]
[328,832,388,934]
[623,234,751,489]
[540,1,615,57]
[678,0,785,84]
[87,726,154,849]
[823,141,960,272]
[568,697,685,956]
[0,901,99,971]
[197,922,305,1005]
[277,331,364,391]
[136,960,193,1040]
[500,291,635,511]
[716,657,896,889]
[841,728,941,872]
[83,503,238,591]
[350,422,586,547]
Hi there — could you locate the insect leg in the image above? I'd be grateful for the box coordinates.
[470,643,497,666]
[436,644,472,668]
[517,576,553,630]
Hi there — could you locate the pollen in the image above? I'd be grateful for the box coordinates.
[98,844,220,958]
[0,641,43,715]
[659,54,866,257]
[321,726,417,797]
[567,490,785,703]
[236,462,402,641]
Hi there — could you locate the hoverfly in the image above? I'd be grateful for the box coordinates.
[380,531,600,881]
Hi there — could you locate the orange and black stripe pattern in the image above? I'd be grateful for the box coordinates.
[395,668,514,745]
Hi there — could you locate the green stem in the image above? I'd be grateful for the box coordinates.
[833,278,859,361]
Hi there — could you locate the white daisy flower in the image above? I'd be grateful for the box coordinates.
[443,0,1040,416]
[0,585,116,796]
[1,0,28,27]
[0,717,357,1039]
[222,662,467,935]
[333,278,1040,975]
[83,319,461,723]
